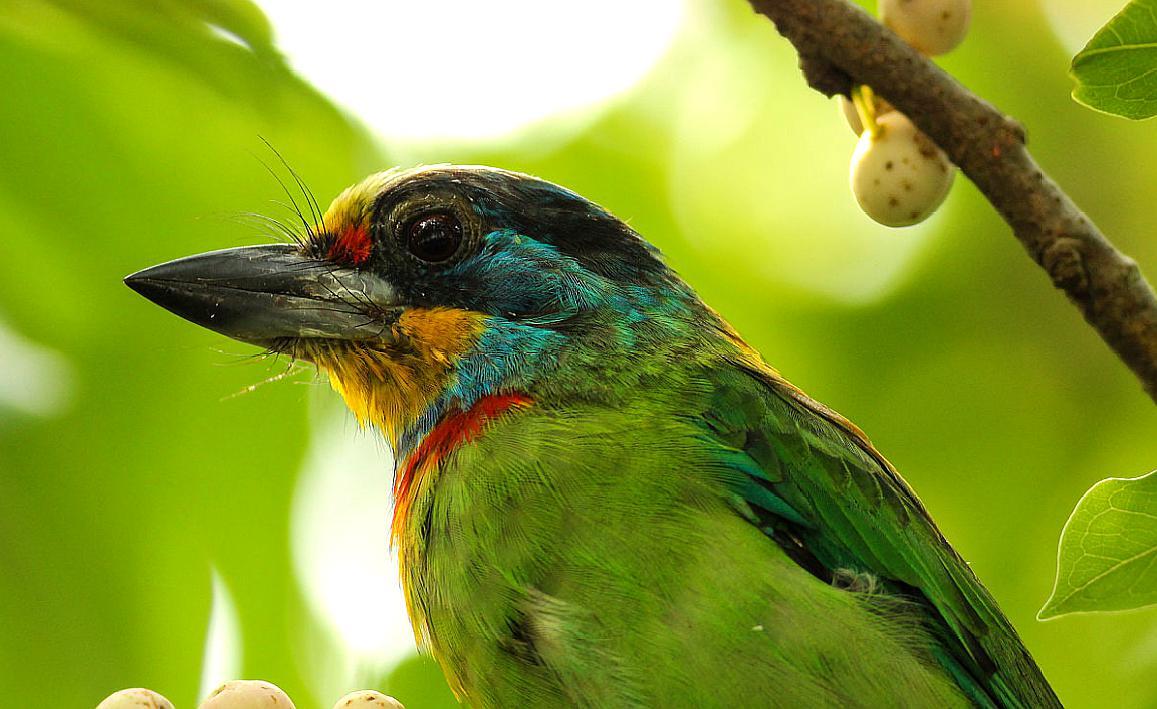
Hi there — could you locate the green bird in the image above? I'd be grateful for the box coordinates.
[126,166,1059,707]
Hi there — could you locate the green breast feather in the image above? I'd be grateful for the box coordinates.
[399,356,1058,708]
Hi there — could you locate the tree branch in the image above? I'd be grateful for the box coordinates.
[748,0,1157,403]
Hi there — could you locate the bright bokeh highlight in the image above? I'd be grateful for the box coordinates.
[0,316,72,417]
[291,404,414,681]
[199,571,243,700]
[259,0,687,142]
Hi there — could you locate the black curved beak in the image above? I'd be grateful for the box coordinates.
[124,244,399,346]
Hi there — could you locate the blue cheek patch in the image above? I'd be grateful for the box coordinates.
[447,230,610,318]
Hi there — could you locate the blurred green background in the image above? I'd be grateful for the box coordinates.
[1,0,1155,706]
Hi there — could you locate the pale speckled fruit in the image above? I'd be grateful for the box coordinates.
[199,680,295,709]
[96,688,175,709]
[332,690,405,709]
[838,94,895,136]
[880,0,971,56]
[849,112,954,227]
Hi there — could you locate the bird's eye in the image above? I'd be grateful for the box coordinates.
[406,213,463,264]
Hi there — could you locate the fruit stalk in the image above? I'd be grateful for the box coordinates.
[850,85,880,138]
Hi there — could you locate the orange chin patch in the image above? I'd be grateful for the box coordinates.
[394,306,487,366]
[308,307,489,444]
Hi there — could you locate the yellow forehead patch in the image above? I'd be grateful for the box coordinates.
[320,170,399,233]
[318,165,456,234]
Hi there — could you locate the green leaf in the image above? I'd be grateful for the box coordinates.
[1070,0,1157,119]
[1039,470,1157,619]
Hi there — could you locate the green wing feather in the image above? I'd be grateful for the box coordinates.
[700,358,1060,709]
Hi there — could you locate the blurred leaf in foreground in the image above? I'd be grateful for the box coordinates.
[1039,470,1157,619]
[1070,0,1157,119]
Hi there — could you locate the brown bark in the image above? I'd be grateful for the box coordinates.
[748,0,1157,403]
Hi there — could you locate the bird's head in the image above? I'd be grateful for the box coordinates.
[127,166,708,450]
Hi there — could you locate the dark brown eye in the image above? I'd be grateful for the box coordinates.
[406,213,463,263]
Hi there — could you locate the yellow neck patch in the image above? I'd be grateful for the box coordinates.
[303,307,488,445]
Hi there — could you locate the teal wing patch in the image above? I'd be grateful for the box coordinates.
[697,360,1059,709]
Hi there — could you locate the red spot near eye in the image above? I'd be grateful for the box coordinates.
[327,224,372,266]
